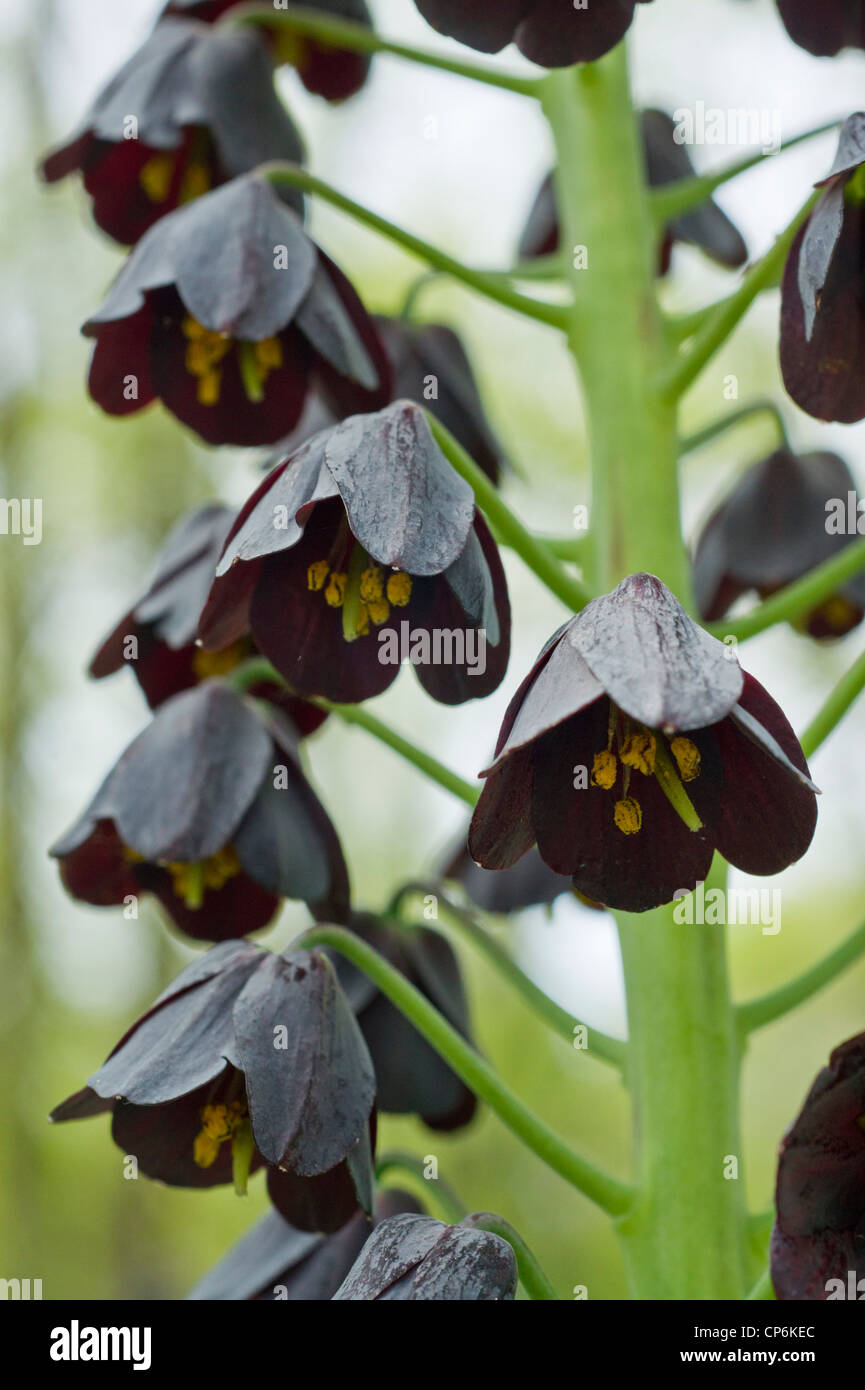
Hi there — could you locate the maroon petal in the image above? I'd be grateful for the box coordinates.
[468,746,535,870]
[143,865,280,942]
[87,308,155,416]
[112,1080,263,1189]
[713,675,818,875]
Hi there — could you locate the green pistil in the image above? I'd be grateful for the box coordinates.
[342,544,368,643]
[232,1120,255,1196]
[237,341,265,402]
[653,739,704,833]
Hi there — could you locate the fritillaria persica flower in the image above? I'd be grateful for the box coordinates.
[332,914,477,1131]
[519,110,747,274]
[776,0,865,56]
[333,1212,517,1300]
[443,837,573,914]
[278,316,508,485]
[164,0,374,101]
[51,683,349,939]
[771,1031,865,1300]
[413,0,653,67]
[83,173,390,446]
[694,449,865,640]
[198,401,511,704]
[41,20,304,246]
[469,574,818,913]
[780,114,865,423]
[51,942,377,1233]
[89,503,328,733]
[187,1190,423,1300]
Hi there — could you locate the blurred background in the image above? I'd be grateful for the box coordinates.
[2,0,865,1300]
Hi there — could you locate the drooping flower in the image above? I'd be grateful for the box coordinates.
[469,574,818,913]
[198,401,511,705]
[83,173,391,447]
[40,19,304,246]
[164,0,374,101]
[780,113,865,423]
[276,316,507,485]
[333,1212,517,1300]
[771,1031,865,1300]
[412,0,654,67]
[332,914,477,1131]
[51,683,349,939]
[187,1189,423,1300]
[519,109,747,274]
[51,942,376,1233]
[442,837,573,913]
[88,503,327,732]
[694,448,865,640]
[776,1,865,56]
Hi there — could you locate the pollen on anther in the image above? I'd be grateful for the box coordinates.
[670,736,701,782]
[614,797,642,835]
[591,749,617,789]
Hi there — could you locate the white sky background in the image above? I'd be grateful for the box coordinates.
[8,0,865,1035]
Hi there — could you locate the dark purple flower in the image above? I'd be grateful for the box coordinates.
[771,1031,865,1300]
[187,1189,423,1300]
[442,837,573,913]
[333,1211,517,1299]
[198,401,511,705]
[776,0,865,56]
[332,914,477,1131]
[164,0,374,101]
[51,941,376,1233]
[519,110,747,274]
[88,503,328,731]
[780,114,865,423]
[83,173,391,447]
[469,574,818,913]
[51,683,349,940]
[413,0,653,67]
[694,449,865,640]
[273,316,507,485]
[40,20,304,246]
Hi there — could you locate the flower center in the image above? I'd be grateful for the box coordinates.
[181,316,283,406]
[164,845,242,909]
[306,543,412,642]
[193,1100,255,1194]
[590,706,703,836]
[192,637,253,681]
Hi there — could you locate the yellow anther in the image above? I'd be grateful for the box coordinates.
[139,154,174,203]
[179,162,210,203]
[613,797,642,836]
[620,730,656,776]
[386,572,412,607]
[192,639,251,681]
[359,565,385,603]
[591,749,618,790]
[325,572,347,608]
[182,315,206,341]
[669,737,701,783]
[307,560,330,592]
[165,846,241,908]
[196,368,222,406]
[255,337,283,372]
[193,1101,248,1169]
[366,598,390,626]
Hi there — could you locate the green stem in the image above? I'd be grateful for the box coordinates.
[746,1268,775,1301]
[228,3,540,96]
[300,926,633,1217]
[261,165,567,329]
[375,1150,466,1224]
[544,48,747,1299]
[800,642,865,758]
[678,399,790,456]
[460,1212,560,1300]
[658,192,820,402]
[706,536,865,643]
[427,415,591,611]
[391,881,626,1068]
[738,916,865,1034]
[542,56,689,598]
[227,660,479,805]
[651,119,842,224]
[541,534,589,561]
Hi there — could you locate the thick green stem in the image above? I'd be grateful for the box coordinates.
[301,926,632,1216]
[542,56,689,599]
[544,49,746,1299]
[261,165,567,329]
